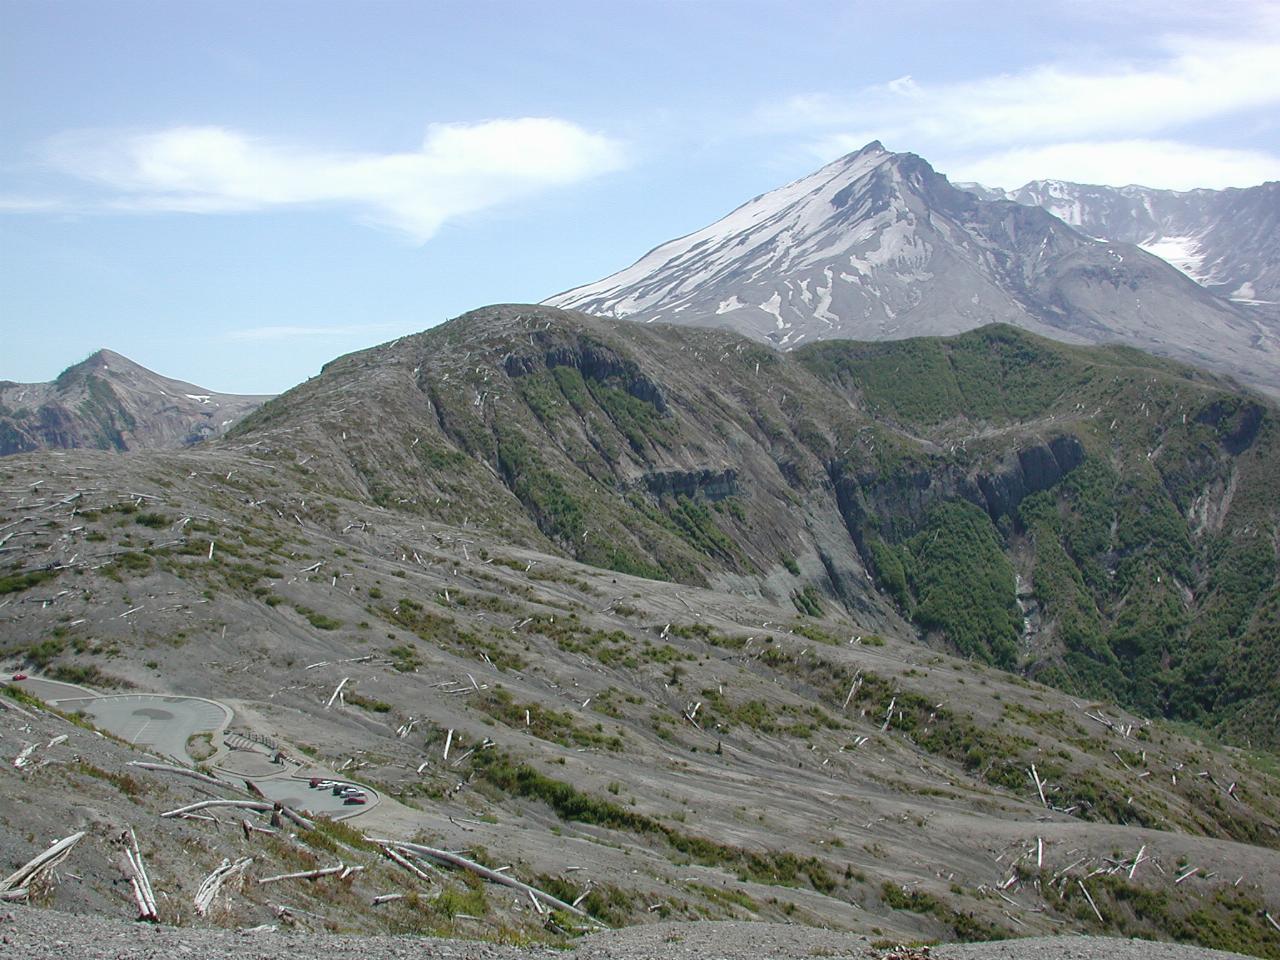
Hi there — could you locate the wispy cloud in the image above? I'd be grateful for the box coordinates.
[947,139,1280,191]
[226,323,409,342]
[761,26,1280,189]
[34,118,626,241]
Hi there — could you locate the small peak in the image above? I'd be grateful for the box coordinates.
[835,141,887,165]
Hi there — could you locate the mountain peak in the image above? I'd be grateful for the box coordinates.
[546,145,1280,395]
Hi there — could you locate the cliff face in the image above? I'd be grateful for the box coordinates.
[0,349,270,456]
[225,306,1280,742]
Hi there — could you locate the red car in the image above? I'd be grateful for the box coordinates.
[10,674,27,681]
[344,795,367,805]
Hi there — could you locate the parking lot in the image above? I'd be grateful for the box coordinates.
[255,777,378,819]
[59,694,230,763]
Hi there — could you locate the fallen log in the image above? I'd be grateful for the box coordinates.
[1077,880,1104,924]
[160,799,314,830]
[127,761,232,790]
[258,864,350,885]
[0,831,85,895]
[365,837,604,926]
[194,857,252,915]
[381,845,437,884]
[124,830,158,922]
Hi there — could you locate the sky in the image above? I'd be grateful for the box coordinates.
[3,0,1279,394]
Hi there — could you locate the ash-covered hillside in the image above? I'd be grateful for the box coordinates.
[2,306,1278,953]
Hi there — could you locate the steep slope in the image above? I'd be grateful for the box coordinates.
[962,178,1280,305]
[545,143,1279,396]
[0,349,270,456]
[2,377,1279,953]
[221,305,1280,746]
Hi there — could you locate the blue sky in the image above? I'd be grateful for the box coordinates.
[3,0,1279,393]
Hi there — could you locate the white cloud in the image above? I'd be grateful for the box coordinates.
[0,195,68,212]
[945,139,1280,191]
[42,118,626,241]
[762,26,1280,189]
[766,35,1280,149]
[226,323,409,342]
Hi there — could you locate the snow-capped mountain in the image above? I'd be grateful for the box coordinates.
[961,178,1280,306]
[546,143,1280,395]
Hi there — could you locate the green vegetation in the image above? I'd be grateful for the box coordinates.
[0,568,58,595]
[474,752,835,892]
[868,501,1019,667]
[881,882,1007,942]
[476,686,623,750]
[344,691,393,713]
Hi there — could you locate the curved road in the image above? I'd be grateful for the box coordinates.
[10,675,376,819]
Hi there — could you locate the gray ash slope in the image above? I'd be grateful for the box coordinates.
[0,907,1268,960]
[960,178,1280,306]
[0,348,271,456]
[545,143,1279,396]
[2,305,1280,953]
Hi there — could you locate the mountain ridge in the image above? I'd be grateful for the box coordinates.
[958,177,1280,306]
[227,305,1280,744]
[0,348,271,456]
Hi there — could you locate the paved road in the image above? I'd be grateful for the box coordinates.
[10,676,98,703]
[59,694,230,762]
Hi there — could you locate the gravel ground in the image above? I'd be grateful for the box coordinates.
[1,908,1262,960]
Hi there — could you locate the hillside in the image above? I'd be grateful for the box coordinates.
[0,349,270,456]
[544,143,1279,397]
[1,307,1278,955]
[226,306,1280,745]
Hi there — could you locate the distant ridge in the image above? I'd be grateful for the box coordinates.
[0,348,271,456]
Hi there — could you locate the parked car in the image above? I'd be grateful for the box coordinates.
[343,794,368,805]
[330,782,350,795]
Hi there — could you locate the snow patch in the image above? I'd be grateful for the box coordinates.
[716,295,744,315]
[1138,235,1207,283]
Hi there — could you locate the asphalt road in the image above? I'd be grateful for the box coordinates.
[10,676,98,703]
[59,694,230,762]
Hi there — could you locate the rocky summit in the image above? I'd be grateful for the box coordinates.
[0,348,270,457]
[2,306,1278,955]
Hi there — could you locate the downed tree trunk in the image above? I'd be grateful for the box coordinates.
[194,857,252,915]
[366,837,604,926]
[0,831,85,896]
[381,845,437,884]
[161,799,314,830]
[258,863,360,885]
[127,761,233,790]
[124,830,158,922]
